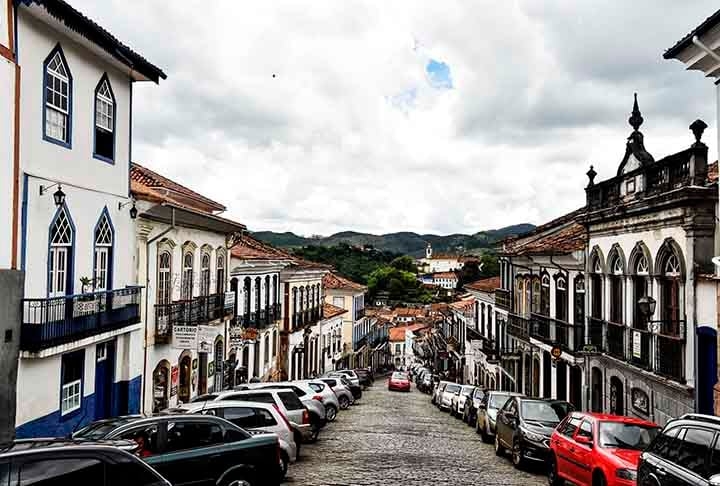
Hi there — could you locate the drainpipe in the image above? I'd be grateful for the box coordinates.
[141,207,176,414]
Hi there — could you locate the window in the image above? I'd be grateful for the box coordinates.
[277,391,305,411]
[107,457,168,486]
[272,329,277,357]
[200,252,211,296]
[48,205,73,297]
[577,420,593,441]
[94,210,113,291]
[675,428,714,478]
[332,296,344,308]
[531,277,541,314]
[265,275,271,311]
[61,350,84,415]
[660,249,682,331]
[157,251,172,305]
[540,274,550,316]
[590,273,602,319]
[255,277,261,313]
[223,407,261,429]
[650,427,681,461]
[609,273,623,324]
[20,458,103,485]
[182,251,194,300]
[556,276,568,322]
[216,254,225,294]
[244,277,252,316]
[560,416,581,438]
[165,421,224,452]
[94,76,115,161]
[43,47,72,145]
[264,335,270,360]
[272,275,278,305]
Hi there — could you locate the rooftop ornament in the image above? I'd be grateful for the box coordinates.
[689,119,708,146]
[628,92,644,131]
[586,165,597,187]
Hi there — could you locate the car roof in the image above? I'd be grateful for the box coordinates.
[228,387,293,394]
[573,412,658,427]
[176,400,275,412]
[0,438,138,457]
[665,413,720,430]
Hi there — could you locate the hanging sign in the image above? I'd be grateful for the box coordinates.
[172,326,198,350]
[198,325,215,353]
[550,345,562,360]
[224,291,235,308]
[632,331,642,359]
[208,361,215,377]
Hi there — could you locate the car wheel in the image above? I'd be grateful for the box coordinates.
[548,454,563,486]
[310,423,320,443]
[593,471,607,486]
[222,476,253,486]
[512,439,525,469]
[339,396,350,410]
[325,404,338,422]
[494,433,504,456]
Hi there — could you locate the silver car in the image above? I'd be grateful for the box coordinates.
[332,369,360,387]
[476,391,523,442]
[234,382,329,425]
[275,380,340,422]
[317,377,355,409]
[453,385,477,418]
[440,383,461,411]
[432,380,449,406]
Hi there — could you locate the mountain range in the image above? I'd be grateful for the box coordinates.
[252,223,536,256]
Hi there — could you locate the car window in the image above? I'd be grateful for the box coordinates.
[107,458,168,486]
[598,422,658,450]
[228,392,275,404]
[560,417,581,437]
[166,421,224,452]
[709,434,720,477]
[327,379,337,387]
[223,407,262,428]
[676,428,714,479]
[648,426,680,460]
[224,427,248,443]
[19,458,104,485]
[278,391,305,411]
[577,420,593,441]
[258,408,278,426]
[308,383,323,392]
[117,424,161,455]
[489,394,511,409]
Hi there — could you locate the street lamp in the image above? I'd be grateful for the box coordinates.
[40,183,65,206]
[637,295,656,319]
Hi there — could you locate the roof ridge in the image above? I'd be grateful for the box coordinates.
[131,162,226,211]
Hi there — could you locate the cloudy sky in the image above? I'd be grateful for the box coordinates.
[75,0,718,236]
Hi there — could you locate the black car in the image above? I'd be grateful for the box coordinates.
[74,414,282,486]
[0,439,171,485]
[354,369,373,386]
[494,396,573,469]
[638,413,720,486]
[476,391,524,441]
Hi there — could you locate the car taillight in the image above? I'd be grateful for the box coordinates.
[302,409,310,425]
[312,394,324,403]
[272,404,294,433]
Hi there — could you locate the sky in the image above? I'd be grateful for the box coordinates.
[73,0,719,236]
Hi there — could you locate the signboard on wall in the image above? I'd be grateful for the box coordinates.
[224,291,235,308]
[198,325,215,353]
[170,366,179,397]
[632,331,642,359]
[172,326,198,350]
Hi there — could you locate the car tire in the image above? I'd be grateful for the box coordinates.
[221,476,253,486]
[325,404,338,422]
[512,439,525,470]
[310,423,320,443]
[494,434,504,456]
[339,396,350,410]
[548,454,563,486]
[593,471,607,486]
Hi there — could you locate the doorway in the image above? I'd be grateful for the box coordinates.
[542,351,551,398]
[214,338,224,392]
[556,360,567,401]
[532,357,540,397]
[569,365,582,409]
[591,367,603,412]
[609,376,624,415]
[152,361,170,412]
[94,340,115,419]
[198,352,208,395]
[179,354,192,404]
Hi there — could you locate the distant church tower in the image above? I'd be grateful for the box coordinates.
[426,243,432,259]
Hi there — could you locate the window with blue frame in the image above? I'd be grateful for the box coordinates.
[93,210,113,291]
[48,204,74,297]
[60,350,84,416]
[94,75,115,162]
[44,45,72,146]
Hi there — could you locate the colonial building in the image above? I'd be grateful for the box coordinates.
[13,1,164,437]
[322,272,367,369]
[417,243,473,273]
[662,7,720,417]
[131,163,242,412]
[464,276,501,388]
[581,99,717,423]
[229,235,290,383]
[317,303,347,374]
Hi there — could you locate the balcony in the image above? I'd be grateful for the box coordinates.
[588,317,604,351]
[291,306,324,331]
[22,287,142,352]
[355,307,365,320]
[495,288,511,310]
[654,320,686,383]
[606,320,626,360]
[507,313,529,340]
[155,293,234,343]
[629,327,651,370]
[531,314,585,353]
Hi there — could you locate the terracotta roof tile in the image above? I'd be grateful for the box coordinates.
[231,234,293,261]
[322,303,347,319]
[465,276,501,293]
[433,272,458,279]
[322,273,366,292]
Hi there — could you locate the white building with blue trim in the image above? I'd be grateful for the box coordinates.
[11,0,165,438]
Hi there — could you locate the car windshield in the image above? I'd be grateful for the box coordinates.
[489,394,510,409]
[461,387,474,397]
[445,384,461,394]
[599,422,659,450]
[520,401,568,423]
[392,372,408,380]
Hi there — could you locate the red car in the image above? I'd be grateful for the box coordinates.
[388,372,411,392]
[549,412,659,486]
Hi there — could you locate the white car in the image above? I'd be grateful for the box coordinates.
[440,383,461,411]
[453,385,476,418]
[332,369,360,387]
[176,400,298,478]
[251,381,340,422]
[432,380,449,405]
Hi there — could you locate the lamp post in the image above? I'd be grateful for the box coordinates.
[637,295,656,322]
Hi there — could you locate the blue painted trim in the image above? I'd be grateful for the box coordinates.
[47,202,77,297]
[59,349,85,422]
[20,173,28,271]
[128,79,133,197]
[92,73,116,164]
[92,206,115,291]
[42,43,73,149]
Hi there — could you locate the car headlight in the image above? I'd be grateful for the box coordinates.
[521,428,545,442]
[616,469,637,481]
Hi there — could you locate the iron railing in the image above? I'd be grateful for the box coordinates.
[656,334,685,382]
[508,313,529,340]
[531,313,585,352]
[495,288,511,310]
[606,320,626,360]
[588,317,604,351]
[22,287,142,351]
[155,293,234,343]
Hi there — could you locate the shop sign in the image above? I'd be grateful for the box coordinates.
[632,331,642,359]
[172,326,198,350]
[208,361,215,377]
[198,325,215,353]
[550,345,562,360]
[170,366,179,397]
[224,291,236,308]
[631,388,649,415]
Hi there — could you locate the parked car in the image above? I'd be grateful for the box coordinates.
[317,377,355,408]
[176,400,305,478]
[325,372,363,399]
[192,388,322,442]
[74,414,283,485]
[388,371,411,392]
[549,412,659,486]
[418,371,434,394]
[439,383,462,411]
[333,369,361,387]
[235,381,334,423]
[494,396,573,469]
[476,391,523,442]
[463,387,485,426]
[431,381,449,406]
[453,385,477,418]
[638,413,720,486]
[0,439,172,486]
[354,368,373,387]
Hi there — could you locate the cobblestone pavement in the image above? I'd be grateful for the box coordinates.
[284,381,547,486]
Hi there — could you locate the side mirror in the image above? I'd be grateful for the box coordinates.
[576,435,593,448]
[710,475,720,486]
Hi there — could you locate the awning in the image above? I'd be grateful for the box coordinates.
[140,203,246,235]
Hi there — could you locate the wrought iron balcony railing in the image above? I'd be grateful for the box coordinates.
[22,287,142,352]
[155,293,234,343]
[530,313,585,353]
[605,320,626,360]
[507,313,529,340]
[495,288,511,310]
[587,317,604,351]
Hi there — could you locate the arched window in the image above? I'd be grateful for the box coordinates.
[524,276,531,317]
[200,252,211,296]
[590,250,604,319]
[157,251,172,305]
[264,275,270,311]
[94,75,115,161]
[608,251,624,324]
[181,251,194,300]
[93,209,113,291]
[215,253,225,294]
[658,243,684,334]
[272,275,278,305]
[574,276,585,326]
[540,273,550,316]
[630,244,651,329]
[48,204,74,297]
[531,277,541,314]
[555,275,568,322]
[44,45,72,146]
[254,277,261,314]
[264,334,270,362]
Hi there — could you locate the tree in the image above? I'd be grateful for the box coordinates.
[458,261,481,287]
[479,253,500,278]
[390,255,417,273]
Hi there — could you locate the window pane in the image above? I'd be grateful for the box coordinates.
[676,428,714,478]
[20,458,104,485]
[165,422,224,452]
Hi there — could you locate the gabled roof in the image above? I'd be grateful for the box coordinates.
[322,303,347,319]
[503,207,586,257]
[322,273,366,292]
[22,0,166,83]
[664,9,720,59]
[465,276,501,293]
[231,234,293,262]
[131,162,226,213]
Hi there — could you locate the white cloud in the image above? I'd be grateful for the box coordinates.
[72,0,718,236]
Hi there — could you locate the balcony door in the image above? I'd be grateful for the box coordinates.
[48,205,74,298]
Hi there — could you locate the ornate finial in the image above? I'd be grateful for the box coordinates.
[628,93,643,131]
[586,165,597,186]
[689,119,708,144]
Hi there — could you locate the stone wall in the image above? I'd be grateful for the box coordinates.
[0,270,24,443]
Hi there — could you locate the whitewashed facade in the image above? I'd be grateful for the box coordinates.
[13,1,164,437]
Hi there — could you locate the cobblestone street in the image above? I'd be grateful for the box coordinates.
[285,381,547,486]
